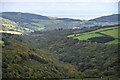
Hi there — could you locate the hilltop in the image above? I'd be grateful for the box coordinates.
[1,12,119,33]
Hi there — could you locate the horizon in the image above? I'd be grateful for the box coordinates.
[0,0,119,20]
[0,11,118,20]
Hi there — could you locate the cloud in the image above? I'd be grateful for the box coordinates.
[101,0,119,3]
[1,0,119,3]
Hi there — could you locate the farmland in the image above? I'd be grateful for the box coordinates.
[68,26,119,44]
[1,12,119,79]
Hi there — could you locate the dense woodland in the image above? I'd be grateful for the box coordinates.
[0,12,120,79]
[2,26,120,79]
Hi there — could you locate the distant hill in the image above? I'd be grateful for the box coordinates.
[1,12,119,32]
[56,18,82,22]
[1,12,50,22]
[1,12,83,32]
[89,14,119,22]
[80,14,119,28]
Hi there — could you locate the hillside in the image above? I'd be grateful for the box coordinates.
[2,26,119,78]
[2,33,80,78]
[0,17,23,35]
[0,17,17,31]
[81,14,119,28]
[1,12,119,32]
[89,14,119,22]
[27,26,119,78]
[2,25,119,79]
[68,26,120,44]
[1,12,119,79]
[1,12,83,32]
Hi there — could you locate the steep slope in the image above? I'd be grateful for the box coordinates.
[0,17,22,35]
[2,25,119,78]
[2,33,80,78]
[27,26,119,78]
[0,17,17,31]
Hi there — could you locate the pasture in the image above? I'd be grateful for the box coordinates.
[67,26,119,44]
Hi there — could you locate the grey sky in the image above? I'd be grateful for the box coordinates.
[0,0,119,20]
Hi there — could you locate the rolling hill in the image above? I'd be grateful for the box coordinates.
[1,12,119,33]
[24,26,119,78]
[81,14,119,28]
[89,14,119,22]
[1,12,119,79]
[1,12,83,32]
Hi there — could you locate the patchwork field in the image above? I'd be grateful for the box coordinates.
[67,26,119,44]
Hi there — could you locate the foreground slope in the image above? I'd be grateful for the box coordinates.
[2,33,80,78]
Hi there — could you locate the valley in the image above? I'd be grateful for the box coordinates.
[0,12,119,79]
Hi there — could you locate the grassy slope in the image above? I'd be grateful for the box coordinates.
[100,28,118,38]
[68,26,119,44]
[73,33,102,40]
[0,17,16,30]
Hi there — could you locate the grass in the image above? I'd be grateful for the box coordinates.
[100,28,119,38]
[106,40,119,44]
[91,26,118,33]
[67,26,119,44]
[0,41,4,45]
[73,33,102,40]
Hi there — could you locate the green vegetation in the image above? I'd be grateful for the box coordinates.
[1,12,119,79]
[2,26,119,79]
[2,33,80,78]
[1,12,83,32]
[100,28,118,38]
[0,17,17,31]
[106,40,119,44]
[68,26,119,44]
[73,33,102,40]
[0,40,4,45]
[91,26,118,32]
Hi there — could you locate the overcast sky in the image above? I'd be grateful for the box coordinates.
[0,0,119,20]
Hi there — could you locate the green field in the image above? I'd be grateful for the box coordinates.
[100,28,119,38]
[0,41,4,45]
[67,26,119,44]
[73,33,102,40]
